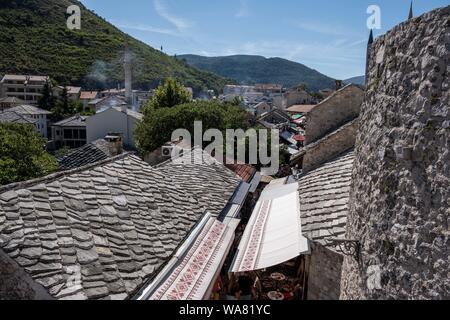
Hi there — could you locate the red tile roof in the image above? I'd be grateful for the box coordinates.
[225,163,257,183]
[80,91,98,100]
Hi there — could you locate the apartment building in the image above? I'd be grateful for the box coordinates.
[0,75,49,105]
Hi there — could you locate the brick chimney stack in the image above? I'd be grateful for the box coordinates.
[104,134,123,156]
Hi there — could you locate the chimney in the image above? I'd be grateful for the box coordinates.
[104,134,123,156]
[335,80,343,90]
[124,42,132,105]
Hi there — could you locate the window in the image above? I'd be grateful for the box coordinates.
[63,129,73,139]
[73,129,79,139]
[80,130,86,140]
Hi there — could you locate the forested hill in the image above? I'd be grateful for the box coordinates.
[0,0,230,94]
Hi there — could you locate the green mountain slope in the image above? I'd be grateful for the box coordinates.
[344,75,365,86]
[177,54,336,91]
[0,0,229,94]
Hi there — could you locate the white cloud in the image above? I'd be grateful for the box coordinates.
[290,20,353,37]
[154,0,192,31]
[113,21,179,36]
[235,0,249,18]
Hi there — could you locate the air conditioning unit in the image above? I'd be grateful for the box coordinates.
[161,146,173,157]
[162,145,185,160]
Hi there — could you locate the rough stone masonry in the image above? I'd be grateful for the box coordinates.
[341,6,450,299]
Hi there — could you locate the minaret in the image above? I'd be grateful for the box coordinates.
[124,42,132,106]
[365,29,374,86]
[408,1,414,20]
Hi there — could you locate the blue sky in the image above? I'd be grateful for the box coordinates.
[79,0,448,79]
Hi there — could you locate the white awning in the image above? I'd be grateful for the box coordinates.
[230,180,309,272]
[149,217,238,300]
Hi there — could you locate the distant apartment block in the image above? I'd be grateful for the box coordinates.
[0,75,49,105]
[223,85,255,96]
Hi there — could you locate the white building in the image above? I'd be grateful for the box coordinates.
[223,85,255,96]
[0,75,49,105]
[8,105,51,138]
[86,106,143,149]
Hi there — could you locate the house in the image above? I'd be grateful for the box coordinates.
[86,107,143,149]
[273,86,314,110]
[256,108,291,129]
[302,84,363,145]
[0,110,36,125]
[51,115,89,149]
[0,97,25,111]
[0,75,49,105]
[296,150,355,299]
[252,102,272,117]
[88,96,128,113]
[0,149,246,300]
[53,86,82,102]
[228,145,355,300]
[254,84,283,95]
[223,85,255,96]
[262,85,363,300]
[57,135,124,170]
[79,91,99,109]
[7,105,51,138]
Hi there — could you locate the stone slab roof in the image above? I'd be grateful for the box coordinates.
[53,115,89,127]
[57,143,111,171]
[9,105,51,115]
[298,150,354,250]
[0,111,36,124]
[156,149,243,217]
[0,153,241,300]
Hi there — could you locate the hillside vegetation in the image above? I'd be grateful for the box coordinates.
[0,0,230,94]
[178,54,337,91]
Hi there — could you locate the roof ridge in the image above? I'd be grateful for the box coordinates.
[0,152,135,193]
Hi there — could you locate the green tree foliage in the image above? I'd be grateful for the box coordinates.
[135,101,249,154]
[0,123,58,185]
[38,81,55,111]
[149,77,192,109]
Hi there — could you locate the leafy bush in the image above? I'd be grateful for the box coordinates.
[0,123,58,185]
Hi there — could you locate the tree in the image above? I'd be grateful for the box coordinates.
[38,80,55,111]
[0,124,58,185]
[231,96,243,106]
[146,77,192,110]
[135,101,248,154]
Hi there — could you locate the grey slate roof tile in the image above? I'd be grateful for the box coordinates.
[298,150,354,250]
[0,151,242,300]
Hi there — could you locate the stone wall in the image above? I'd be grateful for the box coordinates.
[341,6,450,299]
[0,250,53,300]
[304,85,363,145]
[307,242,343,300]
[301,119,358,172]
